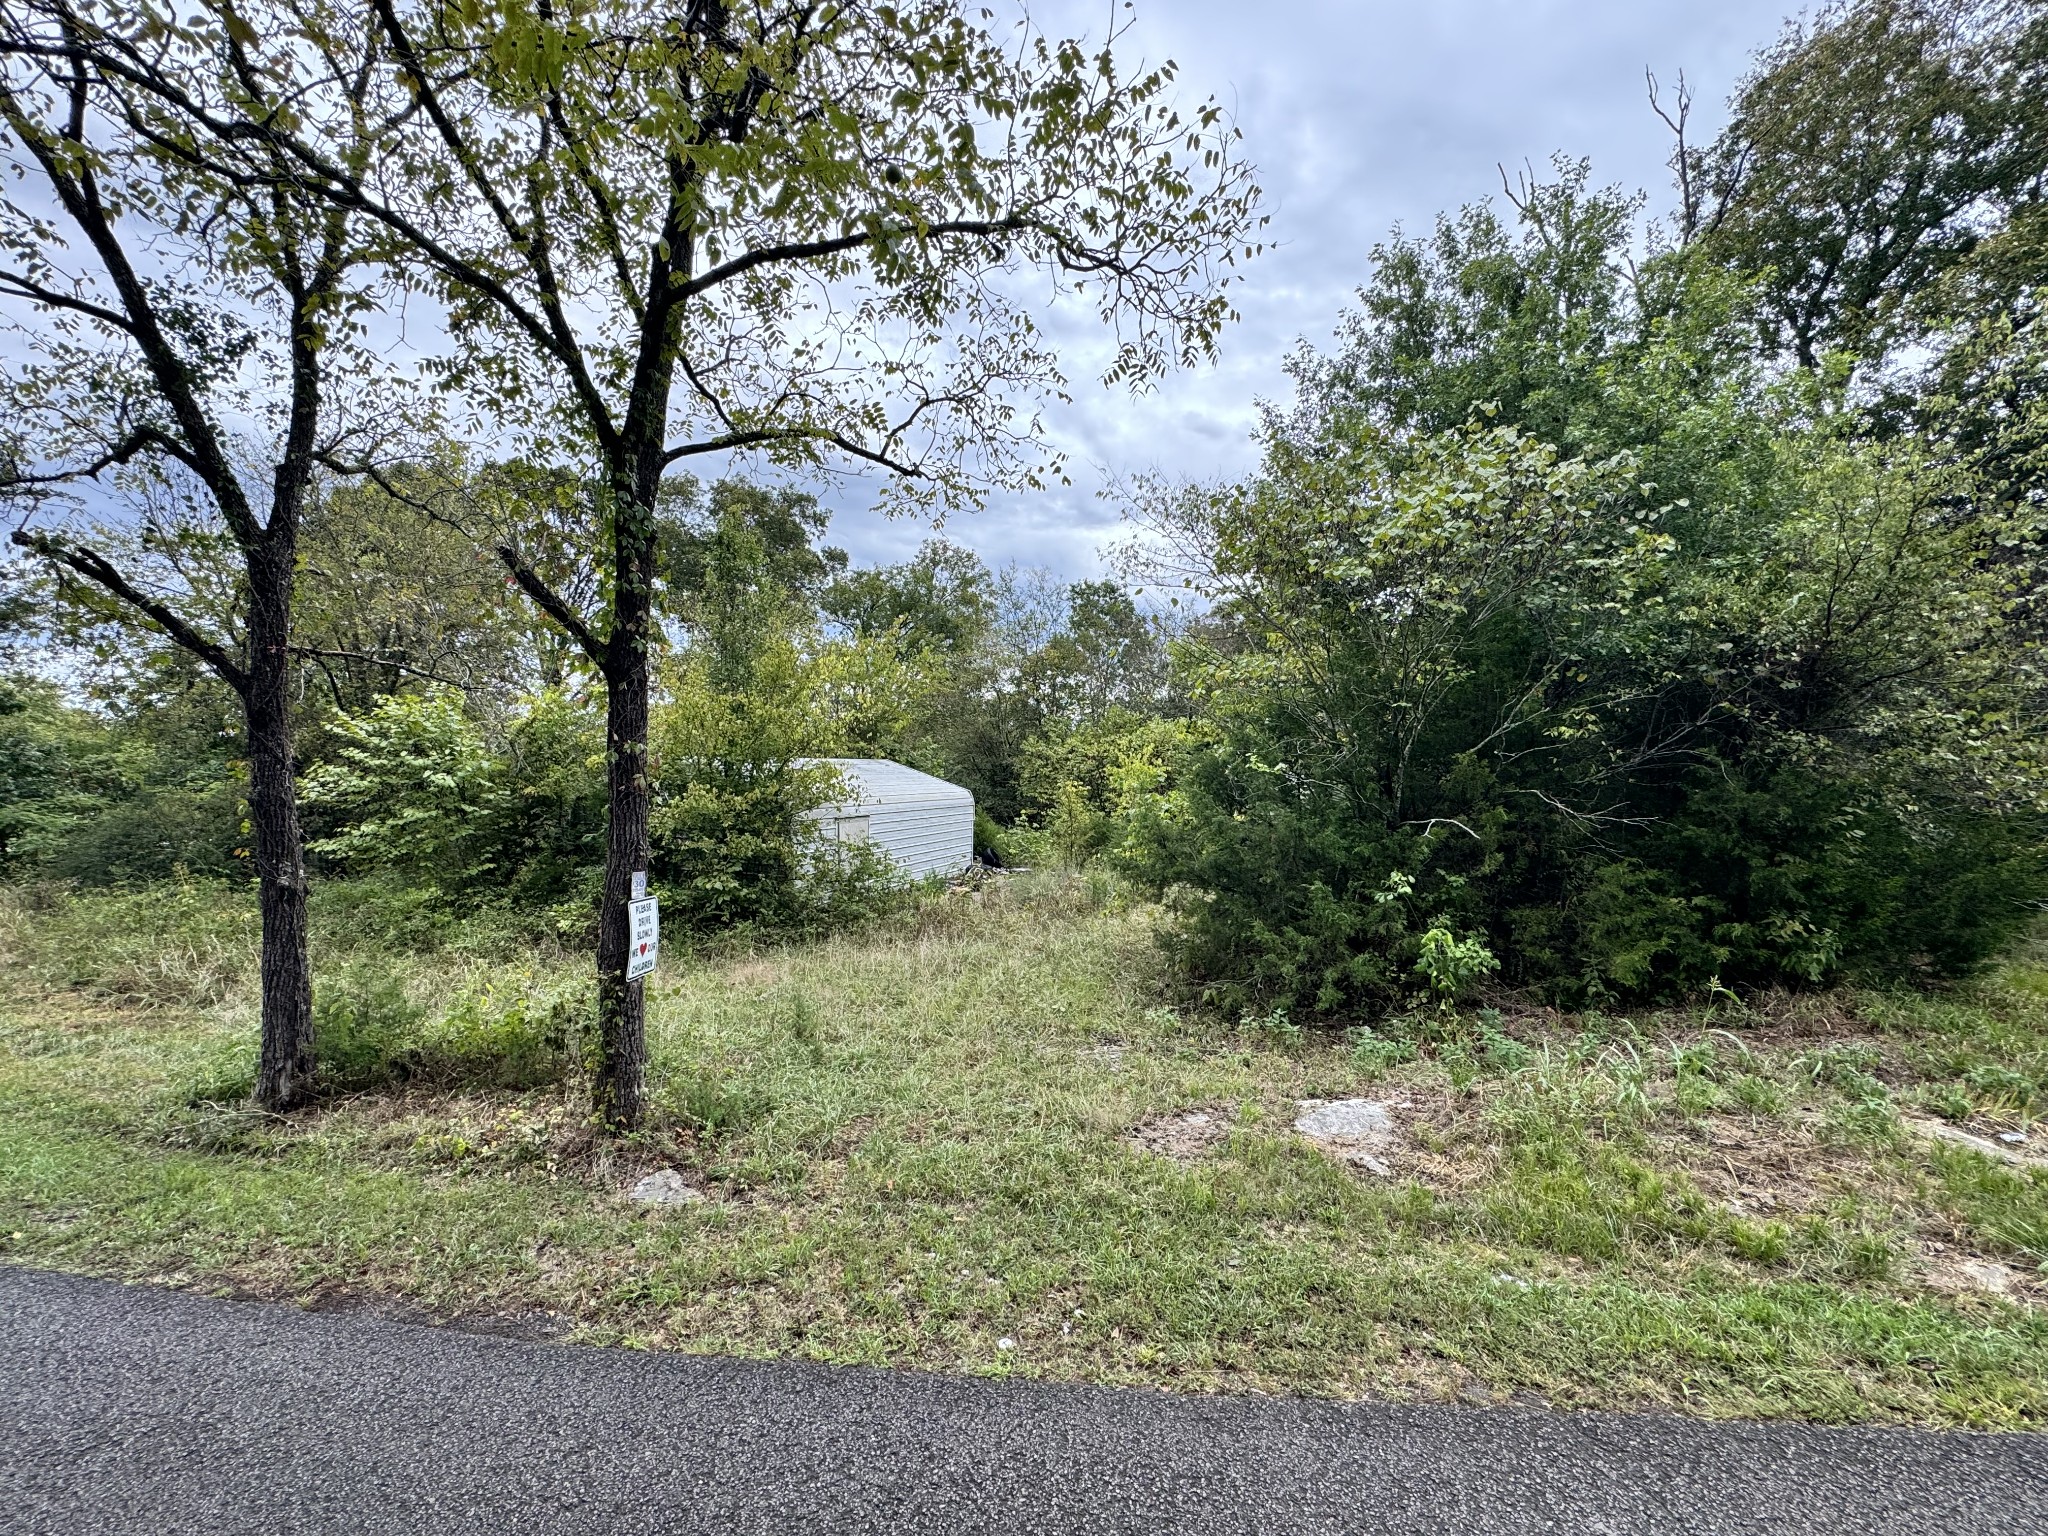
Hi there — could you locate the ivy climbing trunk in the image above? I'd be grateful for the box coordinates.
[588,434,666,1131]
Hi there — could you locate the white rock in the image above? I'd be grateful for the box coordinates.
[1904,1116,2048,1168]
[996,1337,1017,1351]
[1958,1259,2019,1295]
[1295,1099,1396,1141]
[628,1169,705,1207]
[1294,1099,1402,1175]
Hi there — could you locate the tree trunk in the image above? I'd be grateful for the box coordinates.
[593,648,652,1128]
[591,450,661,1131]
[246,542,316,1112]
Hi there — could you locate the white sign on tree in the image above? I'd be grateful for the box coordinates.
[626,896,659,981]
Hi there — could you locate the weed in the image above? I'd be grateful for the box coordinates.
[785,991,825,1065]
[1414,926,1498,1009]
[1346,1027,1417,1078]
[663,1070,777,1139]
[1239,1004,1301,1047]
[1728,1217,1792,1266]
[314,965,428,1092]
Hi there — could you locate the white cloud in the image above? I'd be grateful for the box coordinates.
[814,0,1793,577]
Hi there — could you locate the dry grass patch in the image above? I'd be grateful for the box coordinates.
[1127,1105,1234,1162]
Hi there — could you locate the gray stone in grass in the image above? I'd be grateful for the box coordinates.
[1294,1099,1396,1142]
[1293,1098,1401,1176]
[628,1169,705,1207]
[1905,1115,2048,1170]
[1958,1259,2020,1296]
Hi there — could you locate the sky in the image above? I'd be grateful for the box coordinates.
[811,0,1798,580]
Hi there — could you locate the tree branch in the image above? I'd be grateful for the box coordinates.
[0,423,200,485]
[0,267,137,333]
[678,215,1030,300]
[10,527,248,693]
[495,543,603,667]
[286,643,473,689]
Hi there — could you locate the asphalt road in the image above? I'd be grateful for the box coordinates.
[1,1266,2042,1535]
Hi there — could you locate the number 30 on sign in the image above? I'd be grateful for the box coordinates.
[627,896,660,981]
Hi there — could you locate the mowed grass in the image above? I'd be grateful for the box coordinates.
[3,875,2048,1426]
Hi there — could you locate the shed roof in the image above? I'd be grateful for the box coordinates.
[800,757,973,808]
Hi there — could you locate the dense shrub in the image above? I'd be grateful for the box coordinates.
[299,688,605,905]
[649,636,909,935]
[1119,385,2046,1016]
[1,676,243,883]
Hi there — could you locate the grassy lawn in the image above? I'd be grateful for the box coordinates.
[3,874,2047,1427]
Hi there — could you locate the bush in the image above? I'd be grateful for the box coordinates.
[312,960,584,1095]
[2,674,244,884]
[1119,417,2046,1019]
[972,808,1013,867]
[313,965,427,1092]
[299,688,606,907]
[300,691,512,892]
[649,638,907,936]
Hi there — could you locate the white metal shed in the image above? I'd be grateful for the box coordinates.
[800,758,975,881]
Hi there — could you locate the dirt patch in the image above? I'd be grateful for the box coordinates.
[1917,1242,2046,1305]
[1391,1096,1497,1194]
[1710,989,1871,1043]
[282,1280,578,1340]
[1655,1113,1887,1219]
[1128,1106,1233,1163]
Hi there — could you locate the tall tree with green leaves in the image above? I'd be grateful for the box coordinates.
[0,2,392,1110]
[153,0,1261,1128]
[1693,0,2048,368]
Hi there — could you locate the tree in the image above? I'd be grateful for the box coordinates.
[822,537,994,657]
[660,476,845,639]
[0,2,392,1109]
[295,458,560,715]
[155,0,1260,1128]
[1322,158,1645,447]
[1694,0,2048,368]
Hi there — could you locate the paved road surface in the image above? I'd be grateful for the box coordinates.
[1,1266,2042,1534]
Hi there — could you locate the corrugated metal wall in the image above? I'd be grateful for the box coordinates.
[804,758,975,880]
[867,799,975,880]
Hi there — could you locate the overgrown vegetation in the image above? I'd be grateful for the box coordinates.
[1,0,2046,1423]
[3,875,2047,1425]
[1108,2,2048,1017]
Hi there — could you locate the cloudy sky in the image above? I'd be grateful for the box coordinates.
[816,0,1798,579]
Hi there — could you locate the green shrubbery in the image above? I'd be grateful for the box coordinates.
[300,687,606,907]
[308,961,586,1094]
[1113,157,2048,1019]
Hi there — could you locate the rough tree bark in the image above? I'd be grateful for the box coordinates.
[244,538,316,1111]
[0,3,381,1112]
